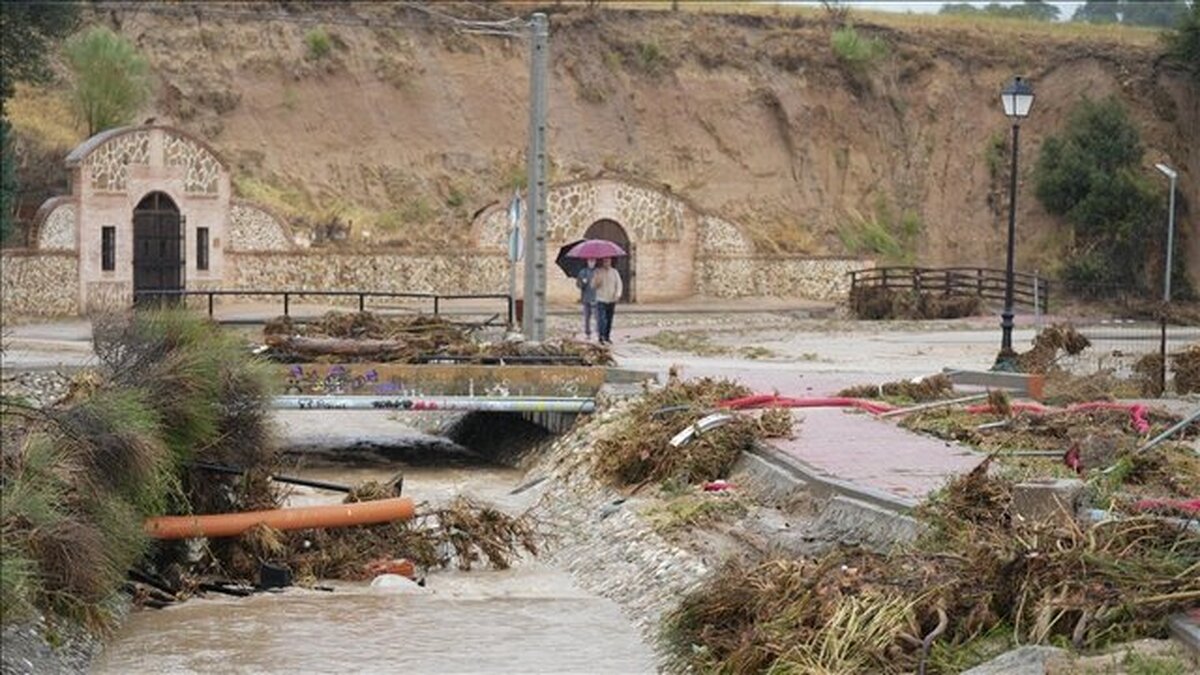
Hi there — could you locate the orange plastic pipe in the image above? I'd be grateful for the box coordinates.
[144,497,415,540]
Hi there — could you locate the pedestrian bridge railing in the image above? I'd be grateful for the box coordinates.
[848,266,1050,312]
[133,289,514,322]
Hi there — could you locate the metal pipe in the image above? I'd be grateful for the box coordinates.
[273,395,596,413]
[1136,407,1200,456]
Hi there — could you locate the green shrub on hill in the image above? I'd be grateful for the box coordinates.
[831,25,888,74]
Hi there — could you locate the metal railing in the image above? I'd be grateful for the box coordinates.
[849,266,1050,312]
[133,289,514,323]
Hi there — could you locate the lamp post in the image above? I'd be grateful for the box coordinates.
[1154,162,1177,395]
[993,76,1035,372]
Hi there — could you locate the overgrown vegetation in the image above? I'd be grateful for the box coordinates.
[1,310,274,628]
[63,26,151,137]
[838,374,955,405]
[304,27,333,60]
[1033,97,1190,300]
[0,119,15,245]
[830,25,888,75]
[837,201,921,264]
[665,460,1200,673]
[1163,2,1200,83]
[940,1,1061,21]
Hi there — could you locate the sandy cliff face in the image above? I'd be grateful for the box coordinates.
[20,3,1200,283]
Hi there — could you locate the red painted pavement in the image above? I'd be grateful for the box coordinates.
[767,408,984,501]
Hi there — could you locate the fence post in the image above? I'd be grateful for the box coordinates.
[208,292,214,318]
[434,296,440,316]
[359,294,365,313]
[1033,271,1041,328]
[284,293,290,318]
[1159,313,1168,398]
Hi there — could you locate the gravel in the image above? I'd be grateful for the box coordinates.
[0,371,72,408]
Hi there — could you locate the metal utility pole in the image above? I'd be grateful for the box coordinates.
[522,13,549,341]
[1155,162,1178,396]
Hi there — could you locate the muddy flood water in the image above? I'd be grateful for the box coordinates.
[93,465,656,674]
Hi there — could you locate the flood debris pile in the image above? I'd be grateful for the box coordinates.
[902,403,1200,503]
[593,377,760,487]
[1,310,274,630]
[849,287,982,320]
[219,493,538,583]
[838,374,955,404]
[1016,324,1091,374]
[665,463,1200,674]
[262,311,612,365]
[1174,343,1200,394]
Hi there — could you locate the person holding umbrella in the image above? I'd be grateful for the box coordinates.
[577,259,598,340]
[559,238,627,345]
[593,257,623,345]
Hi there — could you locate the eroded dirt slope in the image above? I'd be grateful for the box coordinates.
[11,2,1198,281]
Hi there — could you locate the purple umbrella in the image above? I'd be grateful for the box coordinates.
[565,238,627,259]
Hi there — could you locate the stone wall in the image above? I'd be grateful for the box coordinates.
[695,256,872,300]
[36,201,77,251]
[227,251,509,295]
[0,251,79,316]
[228,202,294,252]
[85,130,151,192]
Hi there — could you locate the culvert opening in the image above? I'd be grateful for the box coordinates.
[441,412,556,466]
[277,410,559,468]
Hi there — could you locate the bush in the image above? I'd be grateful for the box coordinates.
[63,26,150,136]
[1033,98,1167,297]
[305,27,332,60]
[1,310,277,628]
[0,119,15,245]
[831,25,887,73]
[1163,3,1200,83]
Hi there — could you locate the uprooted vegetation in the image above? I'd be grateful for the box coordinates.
[593,376,794,488]
[849,287,983,320]
[664,462,1200,674]
[901,402,1200,503]
[1016,323,1091,373]
[838,374,955,404]
[262,311,613,365]
[1,310,275,629]
[213,494,538,584]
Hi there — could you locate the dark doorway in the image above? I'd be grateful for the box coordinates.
[133,191,184,305]
[584,218,632,302]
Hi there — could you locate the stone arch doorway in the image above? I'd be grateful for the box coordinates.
[133,191,184,303]
[584,218,632,302]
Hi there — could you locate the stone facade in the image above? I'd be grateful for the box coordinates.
[228,202,294,252]
[698,215,754,255]
[84,130,151,192]
[35,201,77,251]
[227,252,509,295]
[163,134,221,195]
[0,251,79,316]
[695,256,871,301]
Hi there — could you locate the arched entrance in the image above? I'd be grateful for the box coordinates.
[584,218,632,302]
[132,191,184,304]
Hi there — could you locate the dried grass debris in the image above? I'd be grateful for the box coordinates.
[1016,323,1090,374]
[1172,343,1200,394]
[838,374,955,403]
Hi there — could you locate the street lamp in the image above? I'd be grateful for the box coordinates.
[1154,163,1178,303]
[993,76,1035,372]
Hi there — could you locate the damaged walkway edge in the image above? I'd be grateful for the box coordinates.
[741,442,925,549]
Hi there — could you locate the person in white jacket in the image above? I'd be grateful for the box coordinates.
[593,258,623,345]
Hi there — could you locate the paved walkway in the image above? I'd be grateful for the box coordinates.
[768,408,982,503]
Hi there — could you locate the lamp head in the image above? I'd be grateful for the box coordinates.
[1001,76,1034,120]
[1155,163,1177,180]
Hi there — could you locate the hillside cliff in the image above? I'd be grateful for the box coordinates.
[9,2,1198,284]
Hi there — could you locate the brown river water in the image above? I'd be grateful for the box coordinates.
[93,466,657,674]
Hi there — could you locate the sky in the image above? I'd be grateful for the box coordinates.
[780,1,1093,20]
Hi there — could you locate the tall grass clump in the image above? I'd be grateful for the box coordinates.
[304,27,333,60]
[1,309,277,629]
[831,25,888,74]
